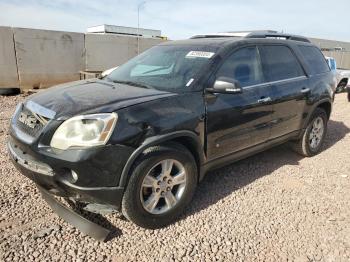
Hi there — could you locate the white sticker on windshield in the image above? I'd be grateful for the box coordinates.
[186,51,215,59]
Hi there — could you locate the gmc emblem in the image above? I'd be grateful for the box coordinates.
[18,112,38,129]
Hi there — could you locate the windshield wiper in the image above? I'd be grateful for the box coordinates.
[141,65,172,75]
[112,80,153,89]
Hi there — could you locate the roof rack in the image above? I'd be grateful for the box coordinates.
[245,32,311,43]
[190,32,251,39]
[190,31,311,43]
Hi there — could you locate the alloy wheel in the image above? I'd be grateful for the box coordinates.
[309,116,325,149]
[140,159,187,214]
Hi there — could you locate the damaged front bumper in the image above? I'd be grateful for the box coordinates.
[7,137,126,208]
[7,139,126,240]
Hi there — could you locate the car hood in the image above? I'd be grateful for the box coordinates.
[24,79,176,120]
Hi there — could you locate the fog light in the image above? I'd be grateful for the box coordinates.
[60,169,79,184]
[71,170,78,183]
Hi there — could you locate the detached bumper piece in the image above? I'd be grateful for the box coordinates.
[38,185,111,241]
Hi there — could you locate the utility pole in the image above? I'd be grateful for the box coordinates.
[137,1,146,55]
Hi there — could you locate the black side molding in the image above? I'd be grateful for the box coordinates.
[38,185,111,241]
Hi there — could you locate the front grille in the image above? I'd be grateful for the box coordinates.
[16,107,48,138]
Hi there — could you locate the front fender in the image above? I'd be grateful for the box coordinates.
[118,130,205,187]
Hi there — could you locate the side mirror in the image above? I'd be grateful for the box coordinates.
[207,77,242,94]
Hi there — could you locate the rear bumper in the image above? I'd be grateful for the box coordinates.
[7,139,125,210]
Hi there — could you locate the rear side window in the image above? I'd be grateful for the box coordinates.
[259,45,305,82]
[299,46,330,75]
[216,46,264,87]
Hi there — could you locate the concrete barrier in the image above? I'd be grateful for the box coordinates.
[0,26,19,89]
[310,37,350,69]
[85,33,164,71]
[322,50,350,69]
[13,28,85,90]
[139,37,165,54]
[2,26,350,92]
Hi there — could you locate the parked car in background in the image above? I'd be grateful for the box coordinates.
[7,32,335,240]
[336,69,350,93]
[325,56,350,93]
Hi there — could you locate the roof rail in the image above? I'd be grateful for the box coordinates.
[245,32,311,43]
[190,31,311,43]
[190,32,247,39]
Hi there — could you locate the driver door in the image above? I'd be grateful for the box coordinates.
[205,46,273,160]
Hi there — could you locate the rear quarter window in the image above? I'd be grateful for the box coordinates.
[258,45,305,82]
[298,46,330,75]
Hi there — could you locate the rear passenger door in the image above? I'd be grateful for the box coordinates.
[258,45,308,139]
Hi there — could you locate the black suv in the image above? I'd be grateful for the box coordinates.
[8,32,335,240]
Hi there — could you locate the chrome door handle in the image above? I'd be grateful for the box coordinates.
[258,97,272,103]
[301,88,310,94]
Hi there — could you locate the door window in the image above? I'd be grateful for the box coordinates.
[259,45,305,82]
[216,46,264,87]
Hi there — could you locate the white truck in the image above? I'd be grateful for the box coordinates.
[336,69,350,93]
[325,57,350,93]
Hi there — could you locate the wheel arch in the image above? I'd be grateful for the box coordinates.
[302,99,332,131]
[119,131,205,188]
[338,77,349,87]
[316,100,332,120]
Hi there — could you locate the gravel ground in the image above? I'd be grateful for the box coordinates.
[1,93,350,261]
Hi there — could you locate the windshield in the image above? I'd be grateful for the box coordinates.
[106,45,218,91]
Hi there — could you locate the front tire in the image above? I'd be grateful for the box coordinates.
[122,144,197,229]
[291,108,328,157]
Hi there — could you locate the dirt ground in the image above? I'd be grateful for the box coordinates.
[1,93,349,261]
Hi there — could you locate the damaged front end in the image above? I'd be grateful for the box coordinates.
[8,139,123,241]
[7,101,133,241]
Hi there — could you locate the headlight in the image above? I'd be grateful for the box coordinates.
[50,113,118,150]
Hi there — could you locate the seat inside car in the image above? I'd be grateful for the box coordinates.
[234,64,251,86]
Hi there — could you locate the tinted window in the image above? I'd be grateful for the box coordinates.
[329,59,336,70]
[331,59,337,70]
[259,45,305,82]
[216,46,264,87]
[328,58,336,71]
[299,46,330,75]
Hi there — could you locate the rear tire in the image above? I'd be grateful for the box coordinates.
[291,108,328,157]
[122,143,197,229]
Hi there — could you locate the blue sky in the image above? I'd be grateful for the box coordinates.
[0,0,349,41]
